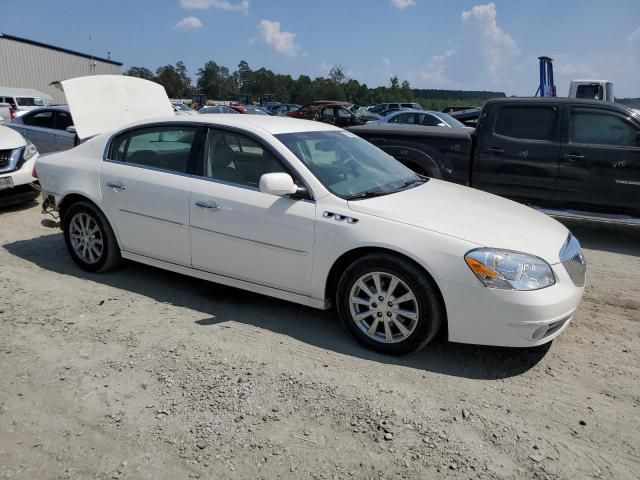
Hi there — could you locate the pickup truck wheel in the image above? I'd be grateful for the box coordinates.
[63,201,121,273]
[336,253,443,355]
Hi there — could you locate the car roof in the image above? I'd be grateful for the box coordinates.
[23,105,70,113]
[120,114,342,135]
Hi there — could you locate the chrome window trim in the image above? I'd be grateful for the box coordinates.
[102,120,316,202]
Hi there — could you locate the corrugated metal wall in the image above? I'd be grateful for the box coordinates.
[0,37,121,104]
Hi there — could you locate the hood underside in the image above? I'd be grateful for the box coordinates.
[53,75,173,140]
[348,180,569,264]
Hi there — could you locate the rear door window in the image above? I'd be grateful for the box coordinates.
[569,109,640,147]
[419,114,442,126]
[23,110,53,128]
[109,126,198,173]
[494,106,558,141]
[53,111,74,131]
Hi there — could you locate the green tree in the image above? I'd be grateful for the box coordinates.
[175,61,192,98]
[155,65,183,98]
[125,66,155,80]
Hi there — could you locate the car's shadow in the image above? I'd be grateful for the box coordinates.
[5,231,552,380]
[0,199,39,213]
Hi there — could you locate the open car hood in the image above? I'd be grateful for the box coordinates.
[52,75,173,140]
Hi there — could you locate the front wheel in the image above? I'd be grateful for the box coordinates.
[62,201,121,273]
[336,254,444,355]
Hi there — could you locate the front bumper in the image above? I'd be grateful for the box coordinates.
[440,263,584,347]
[0,155,39,204]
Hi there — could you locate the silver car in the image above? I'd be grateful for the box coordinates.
[369,109,468,128]
[9,105,77,153]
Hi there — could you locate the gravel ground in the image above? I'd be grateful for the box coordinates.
[0,200,638,480]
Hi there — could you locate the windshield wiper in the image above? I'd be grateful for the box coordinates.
[394,177,427,192]
[345,189,391,200]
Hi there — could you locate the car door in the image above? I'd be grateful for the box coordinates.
[14,110,56,153]
[189,128,316,294]
[100,124,201,266]
[474,103,561,204]
[558,106,640,215]
[51,110,76,151]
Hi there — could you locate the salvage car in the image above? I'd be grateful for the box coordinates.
[9,105,76,153]
[369,102,422,115]
[287,102,366,127]
[0,125,39,205]
[368,109,468,128]
[198,105,239,114]
[36,76,585,355]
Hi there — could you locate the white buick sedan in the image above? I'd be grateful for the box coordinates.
[36,76,585,355]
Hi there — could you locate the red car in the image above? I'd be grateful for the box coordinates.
[228,104,270,115]
[286,101,366,127]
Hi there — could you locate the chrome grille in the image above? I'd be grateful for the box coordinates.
[560,234,586,287]
[0,149,11,168]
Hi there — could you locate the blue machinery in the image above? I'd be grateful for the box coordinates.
[535,56,556,97]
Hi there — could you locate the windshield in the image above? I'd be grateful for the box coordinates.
[434,112,466,128]
[16,97,45,107]
[275,130,423,199]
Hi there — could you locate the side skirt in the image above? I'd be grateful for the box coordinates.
[121,251,329,310]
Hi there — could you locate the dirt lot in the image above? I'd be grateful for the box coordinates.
[0,200,638,480]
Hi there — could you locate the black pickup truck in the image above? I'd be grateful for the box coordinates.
[350,97,640,220]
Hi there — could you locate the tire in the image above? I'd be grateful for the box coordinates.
[336,253,444,355]
[62,201,121,273]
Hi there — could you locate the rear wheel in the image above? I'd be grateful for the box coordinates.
[63,201,121,272]
[336,253,443,355]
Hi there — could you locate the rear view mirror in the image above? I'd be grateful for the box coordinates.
[259,172,298,196]
[315,140,336,152]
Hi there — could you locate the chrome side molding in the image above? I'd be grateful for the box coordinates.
[536,208,640,226]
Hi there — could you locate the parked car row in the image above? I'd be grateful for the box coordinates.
[35,75,586,356]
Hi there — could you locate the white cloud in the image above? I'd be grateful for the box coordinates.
[555,63,598,78]
[461,3,520,76]
[180,0,249,13]
[258,20,300,57]
[390,0,416,9]
[175,16,203,30]
[406,49,456,87]
[628,27,640,43]
[382,57,392,68]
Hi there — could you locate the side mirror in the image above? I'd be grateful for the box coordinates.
[66,125,77,134]
[437,122,447,127]
[259,172,298,196]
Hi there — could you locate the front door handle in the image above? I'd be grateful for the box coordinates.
[488,147,504,154]
[195,200,221,210]
[564,153,585,162]
[106,180,126,191]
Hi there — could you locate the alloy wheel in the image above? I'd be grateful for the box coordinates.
[348,272,419,344]
[69,212,104,265]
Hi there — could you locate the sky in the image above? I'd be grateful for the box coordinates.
[3,0,640,97]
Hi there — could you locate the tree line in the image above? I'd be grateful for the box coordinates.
[125,60,505,110]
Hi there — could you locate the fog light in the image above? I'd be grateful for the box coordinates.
[532,326,548,340]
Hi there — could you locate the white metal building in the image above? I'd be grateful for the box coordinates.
[0,33,122,104]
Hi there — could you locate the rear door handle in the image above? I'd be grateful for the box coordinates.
[106,180,126,191]
[488,147,504,154]
[195,200,221,210]
[564,153,585,162]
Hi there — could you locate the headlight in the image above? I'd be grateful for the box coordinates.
[22,138,38,161]
[464,249,555,291]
